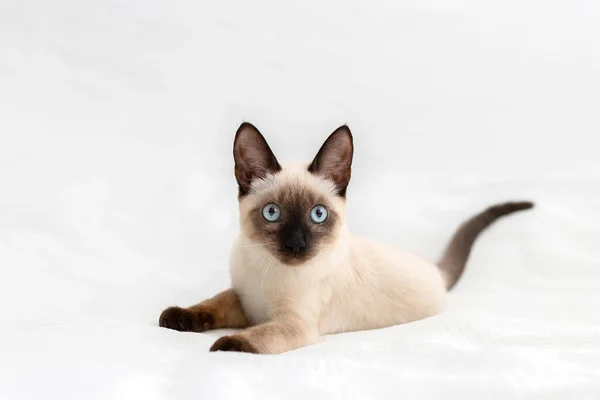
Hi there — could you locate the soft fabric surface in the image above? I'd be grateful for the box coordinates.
[1,1,599,399]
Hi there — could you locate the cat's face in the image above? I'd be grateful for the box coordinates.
[233,123,353,266]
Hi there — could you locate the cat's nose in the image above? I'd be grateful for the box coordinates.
[284,230,306,254]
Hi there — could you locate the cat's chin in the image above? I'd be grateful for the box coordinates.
[277,253,316,267]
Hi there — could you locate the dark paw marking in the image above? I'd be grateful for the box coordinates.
[159,306,214,332]
[209,335,258,353]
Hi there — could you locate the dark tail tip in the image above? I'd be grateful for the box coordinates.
[488,201,534,216]
[439,200,534,290]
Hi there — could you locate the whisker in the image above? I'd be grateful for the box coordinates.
[241,253,266,270]
[241,243,268,248]
[260,255,275,294]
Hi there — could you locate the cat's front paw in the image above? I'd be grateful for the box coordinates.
[209,335,258,353]
[159,306,214,332]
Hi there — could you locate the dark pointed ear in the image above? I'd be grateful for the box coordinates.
[308,125,354,197]
[233,122,281,196]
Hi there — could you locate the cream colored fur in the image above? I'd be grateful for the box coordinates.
[229,163,446,354]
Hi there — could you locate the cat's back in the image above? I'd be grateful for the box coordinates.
[349,235,446,295]
[350,235,435,270]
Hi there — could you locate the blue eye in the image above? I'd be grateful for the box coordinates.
[310,206,328,224]
[262,204,281,222]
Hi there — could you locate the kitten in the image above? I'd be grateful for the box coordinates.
[159,123,534,354]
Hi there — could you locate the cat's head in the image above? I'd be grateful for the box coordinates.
[233,122,353,266]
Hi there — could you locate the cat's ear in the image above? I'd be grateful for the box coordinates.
[308,125,354,197]
[233,122,281,195]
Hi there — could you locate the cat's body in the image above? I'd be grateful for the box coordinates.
[159,123,533,354]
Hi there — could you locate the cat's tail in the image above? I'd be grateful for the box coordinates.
[438,201,534,290]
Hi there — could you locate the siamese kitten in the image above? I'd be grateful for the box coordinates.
[159,123,534,354]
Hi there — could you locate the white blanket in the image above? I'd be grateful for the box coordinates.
[1,0,599,398]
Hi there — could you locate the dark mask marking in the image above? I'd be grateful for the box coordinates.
[247,185,338,266]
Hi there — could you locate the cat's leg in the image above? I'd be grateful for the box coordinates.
[159,288,249,332]
[209,316,318,354]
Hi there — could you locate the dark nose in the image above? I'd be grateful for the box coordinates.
[284,229,306,254]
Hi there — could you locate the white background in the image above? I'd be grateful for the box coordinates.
[1,0,599,399]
